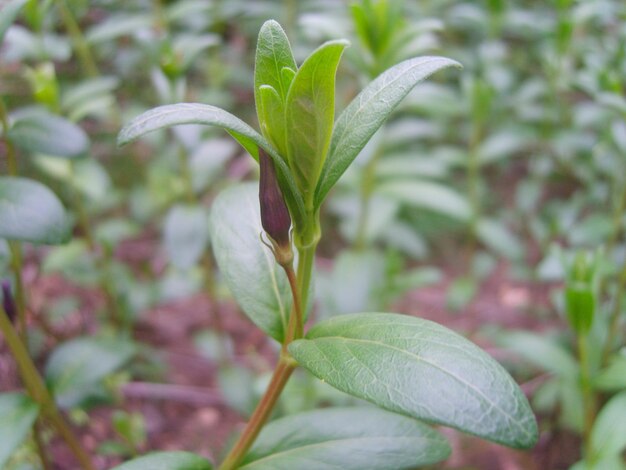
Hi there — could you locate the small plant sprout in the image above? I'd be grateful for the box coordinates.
[118,20,537,470]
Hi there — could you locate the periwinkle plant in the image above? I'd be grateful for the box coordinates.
[117,20,537,470]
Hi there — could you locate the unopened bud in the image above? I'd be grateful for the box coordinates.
[1,280,17,324]
[259,148,292,247]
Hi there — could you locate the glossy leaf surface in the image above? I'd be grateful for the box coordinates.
[0,176,70,244]
[241,407,450,470]
[209,183,292,342]
[110,451,213,470]
[316,56,461,206]
[289,313,538,449]
[0,392,39,468]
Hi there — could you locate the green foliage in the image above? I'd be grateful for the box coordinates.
[0,176,71,244]
[209,183,293,342]
[0,392,39,468]
[289,313,537,449]
[110,451,213,470]
[45,336,136,408]
[240,407,451,469]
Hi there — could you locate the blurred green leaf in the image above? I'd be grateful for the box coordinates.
[7,108,89,158]
[0,392,40,468]
[0,176,70,244]
[497,331,579,380]
[163,204,210,270]
[590,392,626,463]
[0,0,28,43]
[45,336,136,408]
[379,180,471,220]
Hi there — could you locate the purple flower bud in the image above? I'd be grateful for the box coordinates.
[259,148,292,248]
[1,280,17,325]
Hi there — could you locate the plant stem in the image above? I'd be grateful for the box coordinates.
[55,0,99,77]
[219,220,319,469]
[577,332,595,460]
[283,264,302,342]
[0,98,18,175]
[0,307,96,470]
[8,241,28,342]
[218,356,296,470]
[34,421,53,470]
[601,263,626,365]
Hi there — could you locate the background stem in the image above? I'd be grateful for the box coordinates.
[0,307,95,470]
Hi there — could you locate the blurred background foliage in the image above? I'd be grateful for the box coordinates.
[1,0,625,469]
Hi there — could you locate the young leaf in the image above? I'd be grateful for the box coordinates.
[288,313,538,449]
[110,451,213,470]
[258,85,288,157]
[254,20,297,104]
[240,407,450,469]
[315,56,461,207]
[45,336,136,408]
[0,176,71,244]
[209,183,292,342]
[7,108,89,158]
[590,391,626,463]
[0,0,28,43]
[117,103,305,229]
[254,20,296,157]
[285,40,349,207]
[0,392,40,469]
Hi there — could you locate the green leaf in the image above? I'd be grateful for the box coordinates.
[240,407,450,469]
[258,85,288,157]
[590,391,626,462]
[110,451,213,470]
[0,0,28,43]
[163,204,210,270]
[7,108,89,158]
[117,103,305,229]
[497,331,579,381]
[316,56,461,207]
[477,218,524,260]
[209,183,292,342]
[0,176,71,244]
[254,20,296,151]
[378,179,471,220]
[254,20,297,104]
[45,336,136,408]
[0,392,40,468]
[289,313,538,449]
[285,40,348,207]
[595,355,626,391]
